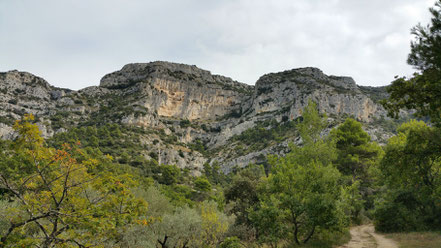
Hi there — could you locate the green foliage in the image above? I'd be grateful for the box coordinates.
[83,93,144,125]
[203,162,228,186]
[383,1,441,125]
[49,111,70,129]
[219,237,242,248]
[369,115,404,134]
[358,86,389,104]
[383,73,441,125]
[194,176,212,192]
[332,118,372,174]
[407,0,441,73]
[231,119,297,154]
[249,195,286,246]
[180,119,191,128]
[265,160,346,244]
[339,181,365,225]
[188,138,207,155]
[199,201,234,247]
[127,206,203,248]
[0,115,147,247]
[374,190,427,232]
[279,101,338,169]
[0,200,17,237]
[331,118,382,211]
[380,120,440,190]
[375,120,441,232]
[297,100,328,145]
[225,164,265,238]
[133,186,173,217]
[161,184,194,207]
[376,2,441,233]
[48,123,160,186]
[124,200,233,248]
[159,164,181,185]
[250,102,348,246]
[49,124,148,165]
[0,115,14,126]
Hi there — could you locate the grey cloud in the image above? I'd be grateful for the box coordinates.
[0,0,434,89]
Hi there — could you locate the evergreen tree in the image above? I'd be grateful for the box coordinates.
[383,1,441,125]
[331,118,382,211]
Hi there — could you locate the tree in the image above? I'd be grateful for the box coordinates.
[375,120,441,231]
[331,118,382,212]
[288,100,337,166]
[225,165,265,240]
[249,196,286,248]
[250,102,348,245]
[225,165,264,226]
[339,180,365,225]
[297,100,328,145]
[264,159,345,245]
[383,1,441,125]
[125,201,232,248]
[194,176,212,192]
[128,206,203,248]
[199,201,233,247]
[378,2,441,231]
[331,118,381,179]
[408,0,441,73]
[0,115,147,247]
[203,161,227,186]
[159,164,181,185]
[219,236,242,248]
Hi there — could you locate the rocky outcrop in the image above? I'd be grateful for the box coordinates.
[251,67,383,122]
[100,62,253,121]
[0,61,398,172]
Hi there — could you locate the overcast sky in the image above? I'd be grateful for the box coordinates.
[0,0,434,90]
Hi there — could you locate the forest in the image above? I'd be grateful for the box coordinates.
[1,1,441,248]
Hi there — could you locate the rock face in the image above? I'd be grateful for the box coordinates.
[0,61,398,172]
[251,68,382,122]
[100,62,252,121]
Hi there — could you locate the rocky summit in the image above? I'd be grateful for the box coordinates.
[0,61,403,173]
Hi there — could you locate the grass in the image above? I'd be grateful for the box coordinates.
[237,229,351,248]
[386,231,441,248]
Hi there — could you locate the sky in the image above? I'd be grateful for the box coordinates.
[0,0,435,90]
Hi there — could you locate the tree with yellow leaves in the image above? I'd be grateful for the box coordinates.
[0,114,147,247]
[199,201,233,247]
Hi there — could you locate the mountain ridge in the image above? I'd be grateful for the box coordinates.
[0,61,401,173]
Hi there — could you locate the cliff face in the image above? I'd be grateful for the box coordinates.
[251,67,383,122]
[100,62,253,121]
[0,61,397,172]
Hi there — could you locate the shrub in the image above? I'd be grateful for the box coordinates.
[220,237,242,248]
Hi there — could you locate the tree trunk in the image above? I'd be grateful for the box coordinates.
[293,223,300,245]
[181,240,189,248]
[158,235,168,248]
[303,226,315,244]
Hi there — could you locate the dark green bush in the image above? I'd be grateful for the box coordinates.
[220,237,242,248]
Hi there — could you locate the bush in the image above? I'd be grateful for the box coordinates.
[374,191,426,232]
[220,237,242,248]
[180,119,191,128]
[194,177,212,192]
[159,165,181,185]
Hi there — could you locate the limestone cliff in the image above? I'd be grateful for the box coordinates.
[100,62,252,121]
[0,61,400,173]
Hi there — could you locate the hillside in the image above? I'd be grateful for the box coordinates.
[0,61,402,173]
